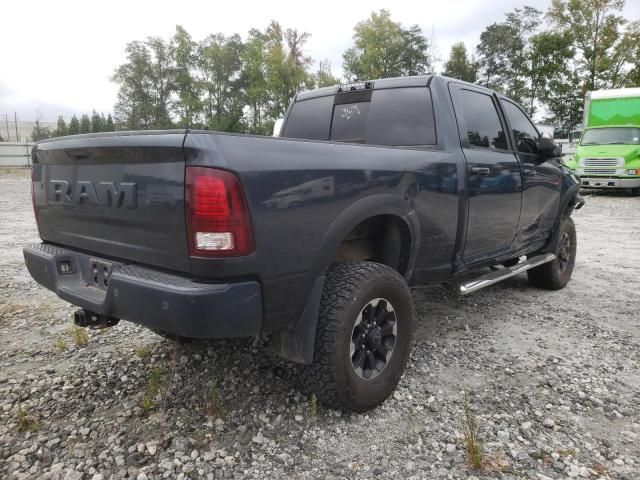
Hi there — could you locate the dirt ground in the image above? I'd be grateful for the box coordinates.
[0,169,638,480]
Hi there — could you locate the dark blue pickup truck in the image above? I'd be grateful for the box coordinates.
[24,75,583,411]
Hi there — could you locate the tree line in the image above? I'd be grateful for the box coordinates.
[31,111,115,141]
[109,12,433,135]
[34,0,639,141]
[443,0,639,133]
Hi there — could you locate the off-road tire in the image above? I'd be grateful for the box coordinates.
[528,216,576,290]
[302,261,414,411]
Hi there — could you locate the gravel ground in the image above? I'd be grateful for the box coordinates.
[0,169,639,480]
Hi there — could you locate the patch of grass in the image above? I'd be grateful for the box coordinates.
[16,406,38,432]
[53,336,66,352]
[536,449,551,464]
[0,167,30,176]
[557,447,576,457]
[67,325,89,347]
[461,389,484,470]
[142,366,167,412]
[591,462,608,476]
[204,377,224,419]
[135,345,152,360]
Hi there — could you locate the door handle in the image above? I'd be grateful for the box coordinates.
[470,167,490,176]
[523,168,536,175]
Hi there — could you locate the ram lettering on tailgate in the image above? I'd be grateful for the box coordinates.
[48,180,137,208]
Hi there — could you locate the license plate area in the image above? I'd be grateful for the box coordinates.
[89,258,113,290]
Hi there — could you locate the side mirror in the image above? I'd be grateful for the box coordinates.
[537,134,561,158]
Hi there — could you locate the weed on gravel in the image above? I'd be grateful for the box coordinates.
[15,406,38,433]
[67,324,89,347]
[460,389,484,469]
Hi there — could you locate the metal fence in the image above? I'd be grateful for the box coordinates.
[0,142,33,167]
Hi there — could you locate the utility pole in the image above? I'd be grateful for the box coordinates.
[14,112,20,142]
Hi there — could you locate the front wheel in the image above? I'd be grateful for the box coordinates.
[528,216,576,290]
[302,261,415,411]
[630,187,640,197]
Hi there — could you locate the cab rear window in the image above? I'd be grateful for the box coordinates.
[282,87,436,146]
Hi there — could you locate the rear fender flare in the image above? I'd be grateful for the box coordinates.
[308,194,421,284]
[272,194,420,364]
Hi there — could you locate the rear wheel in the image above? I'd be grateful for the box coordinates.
[301,261,414,411]
[528,216,576,290]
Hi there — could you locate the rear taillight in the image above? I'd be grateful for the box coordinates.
[185,167,254,257]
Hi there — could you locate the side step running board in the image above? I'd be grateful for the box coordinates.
[458,253,556,296]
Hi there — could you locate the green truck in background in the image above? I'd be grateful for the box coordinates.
[566,87,640,195]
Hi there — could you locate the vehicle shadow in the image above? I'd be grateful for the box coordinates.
[580,189,637,198]
[138,273,534,418]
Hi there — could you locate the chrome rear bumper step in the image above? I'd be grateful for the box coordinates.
[458,253,556,296]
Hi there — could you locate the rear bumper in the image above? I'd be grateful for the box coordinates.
[23,243,262,338]
[578,177,640,189]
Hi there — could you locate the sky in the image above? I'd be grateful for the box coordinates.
[1,0,639,123]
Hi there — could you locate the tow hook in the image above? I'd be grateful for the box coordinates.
[73,309,120,329]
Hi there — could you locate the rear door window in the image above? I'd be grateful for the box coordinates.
[456,89,508,150]
[365,88,436,145]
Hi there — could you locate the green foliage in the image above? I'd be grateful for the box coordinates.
[112,38,175,130]
[67,324,89,347]
[15,406,38,433]
[343,10,431,81]
[142,366,167,412]
[548,0,627,90]
[80,114,91,134]
[197,32,246,132]
[543,0,638,128]
[476,6,542,107]
[105,114,115,132]
[313,59,340,88]
[241,29,270,134]
[461,390,484,470]
[53,336,66,352]
[104,6,639,136]
[112,21,315,134]
[31,120,52,142]
[53,116,67,137]
[90,110,104,133]
[172,25,201,128]
[265,21,314,120]
[530,31,579,128]
[134,345,152,359]
[443,42,477,83]
[68,115,80,135]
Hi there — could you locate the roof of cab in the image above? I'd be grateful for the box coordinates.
[295,75,435,102]
[293,74,503,103]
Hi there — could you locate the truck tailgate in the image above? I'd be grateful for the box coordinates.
[32,132,191,273]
